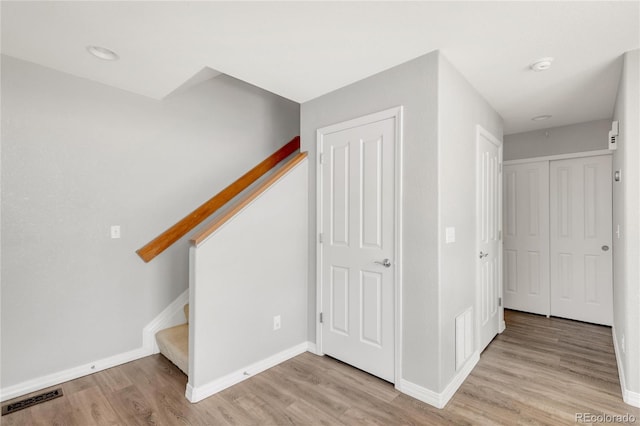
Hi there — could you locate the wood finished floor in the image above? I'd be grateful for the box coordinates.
[3,310,639,425]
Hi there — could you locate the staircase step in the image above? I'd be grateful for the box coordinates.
[156,324,188,374]
[155,304,189,374]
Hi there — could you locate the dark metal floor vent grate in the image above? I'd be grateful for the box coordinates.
[2,388,63,416]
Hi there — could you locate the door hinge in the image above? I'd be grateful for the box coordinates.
[319,233,324,243]
[319,153,324,164]
[499,163,503,173]
[498,297,502,307]
[499,230,502,240]
[319,312,324,323]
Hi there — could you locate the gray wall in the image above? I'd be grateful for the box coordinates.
[504,119,610,161]
[1,55,300,388]
[612,49,640,396]
[189,160,308,396]
[301,52,441,390]
[437,55,503,391]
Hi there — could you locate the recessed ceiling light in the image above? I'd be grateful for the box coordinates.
[86,46,119,61]
[530,57,554,72]
[532,115,552,121]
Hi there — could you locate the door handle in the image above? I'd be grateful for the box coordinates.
[374,258,392,268]
[479,251,489,259]
[602,245,610,251]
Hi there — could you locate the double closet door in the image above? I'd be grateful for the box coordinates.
[503,155,613,325]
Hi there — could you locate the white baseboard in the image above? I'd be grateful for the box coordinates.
[306,341,319,355]
[142,289,190,354]
[499,320,506,334]
[624,390,640,408]
[397,351,479,409]
[186,342,309,403]
[396,378,442,408]
[0,346,150,402]
[441,351,479,405]
[1,290,190,403]
[612,325,640,408]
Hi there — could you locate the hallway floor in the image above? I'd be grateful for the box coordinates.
[3,310,638,425]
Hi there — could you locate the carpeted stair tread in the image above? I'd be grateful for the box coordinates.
[155,304,189,375]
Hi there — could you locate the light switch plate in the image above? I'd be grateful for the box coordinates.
[445,227,456,243]
[273,315,281,331]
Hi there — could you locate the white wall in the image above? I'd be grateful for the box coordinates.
[504,119,610,161]
[301,52,440,390]
[188,159,308,401]
[612,49,640,403]
[0,55,300,389]
[437,55,503,391]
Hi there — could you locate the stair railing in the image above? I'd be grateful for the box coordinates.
[190,151,308,246]
[136,136,300,262]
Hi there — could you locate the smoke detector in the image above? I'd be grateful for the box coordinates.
[530,57,554,72]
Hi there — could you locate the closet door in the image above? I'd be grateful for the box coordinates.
[550,156,613,325]
[503,162,550,315]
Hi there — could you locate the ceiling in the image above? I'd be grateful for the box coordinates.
[2,1,638,135]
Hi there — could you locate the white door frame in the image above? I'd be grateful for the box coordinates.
[316,106,404,385]
[476,125,505,350]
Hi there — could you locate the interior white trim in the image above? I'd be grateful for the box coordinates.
[503,149,612,165]
[142,289,190,354]
[475,125,504,350]
[315,106,404,385]
[315,124,324,358]
[0,290,190,403]
[396,379,441,408]
[394,109,405,387]
[0,346,150,403]
[397,351,479,409]
[185,342,310,403]
[306,341,319,355]
[612,325,640,407]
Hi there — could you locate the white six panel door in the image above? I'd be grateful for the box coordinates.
[320,117,395,382]
[477,130,501,352]
[550,155,613,325]
[503,162,550,316]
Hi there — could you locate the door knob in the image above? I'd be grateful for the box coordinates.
[479,251,489,259]
[602,245,609,251]
[374,258,392,268]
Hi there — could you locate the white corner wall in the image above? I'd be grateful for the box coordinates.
[188,159,308,402]
[612,49,640,407]
[436,54,503,393]
[1,54,300,395]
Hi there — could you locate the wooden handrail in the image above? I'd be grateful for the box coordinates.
[136,136,300,262]
[191,152,308,246]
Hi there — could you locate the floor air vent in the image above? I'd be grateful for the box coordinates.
[1,388,63,416]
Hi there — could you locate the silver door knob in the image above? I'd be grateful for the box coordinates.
[374,258,391,268]
[602,245,609,251]
[479,251,489,259]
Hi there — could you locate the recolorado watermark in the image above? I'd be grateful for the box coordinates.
[576,413,637,424]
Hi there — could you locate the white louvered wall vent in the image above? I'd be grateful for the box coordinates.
[455,307,474,370]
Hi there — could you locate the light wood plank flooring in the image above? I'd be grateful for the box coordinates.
[3,310,639,425]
